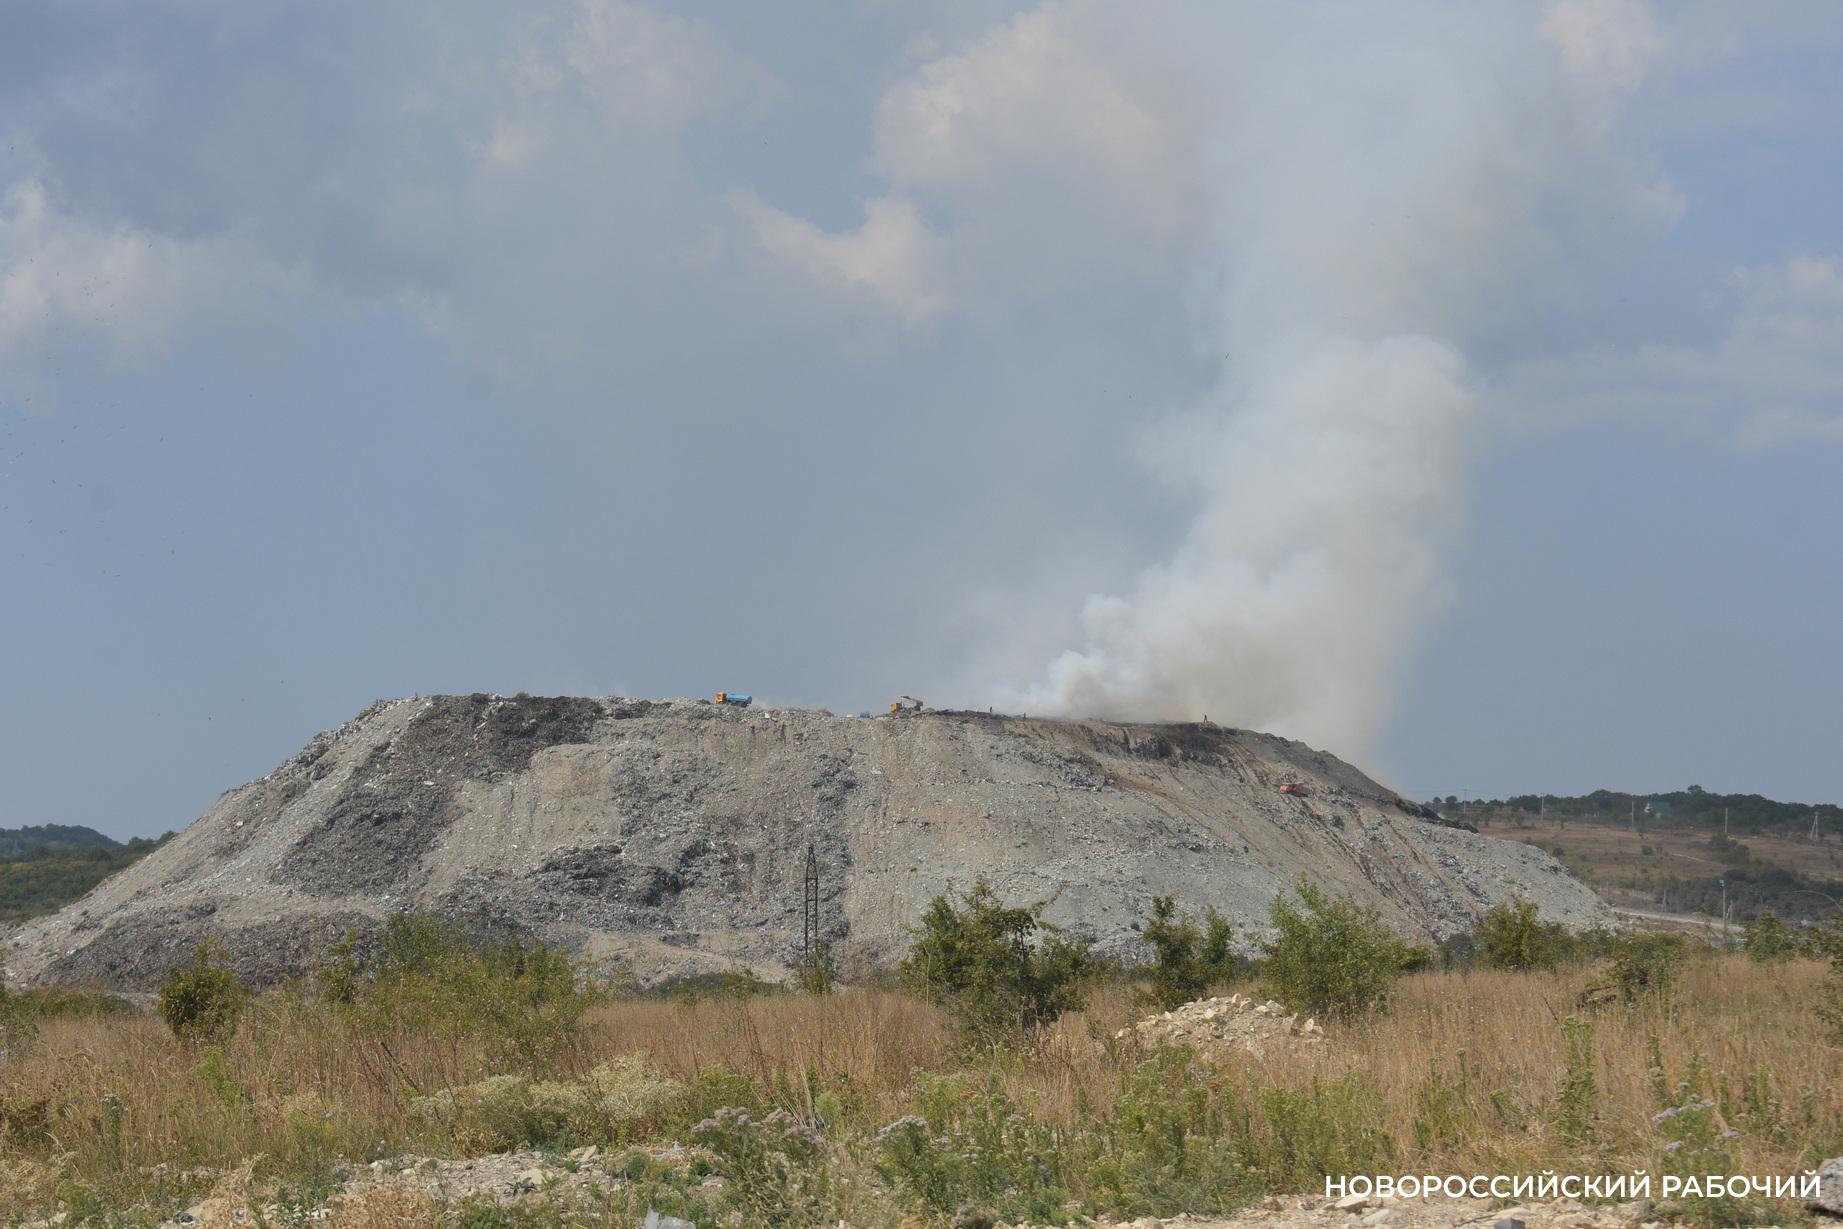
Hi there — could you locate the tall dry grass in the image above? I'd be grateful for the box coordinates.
[0,954,1838,1223]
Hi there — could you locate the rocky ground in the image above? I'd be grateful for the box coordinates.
[127,1153,1820,1229]
[6,694,1610,991]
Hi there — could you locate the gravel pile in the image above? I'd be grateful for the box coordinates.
[1122,993,1327,1058]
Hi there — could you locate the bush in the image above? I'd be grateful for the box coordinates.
[0,967,34,1051]
[1706,833,1751,866]
[874,1058,1392,1221]
[873,1073,1071,1224]
[793,943,834,996]
[1810,919,1843,1042]
[1075,1047,1252,1214]
[1551,1016,1597,1143]
[1647,1044,1772,1227]
[660,969,784,1004]
[1475,898,1571,971]
[157,942,248,1041]
[318,914,602,1065]
[1741,909,1804,963]
[1605,933,1688,1004]
[1259,878,1416,1018]
[691,1107,836,1229]
[411,1055,683,1152]
[1135,896,1236,1010]
[899,879,1092,1045]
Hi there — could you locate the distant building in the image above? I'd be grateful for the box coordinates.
[1643,800,1672,815]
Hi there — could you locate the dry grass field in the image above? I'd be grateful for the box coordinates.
[1,954,1838,1227]
[1476,817,1843,915]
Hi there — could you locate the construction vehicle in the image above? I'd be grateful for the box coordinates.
[1278,782,1309,795]
[714,692,752,707]
[889,696,924,714]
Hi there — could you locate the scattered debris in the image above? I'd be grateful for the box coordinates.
[1120,993,1326,1057]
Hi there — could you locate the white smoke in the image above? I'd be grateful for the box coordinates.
[997,1,1677,755]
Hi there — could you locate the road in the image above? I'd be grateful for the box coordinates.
[1611,906,1741,935]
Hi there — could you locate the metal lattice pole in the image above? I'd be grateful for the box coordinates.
[803,842,819,960]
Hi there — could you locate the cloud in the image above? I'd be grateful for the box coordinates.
[5,0,1834,758]
[0,178,245,361]
[727,190,952,326]
[1505,254,1843,448]
[558,0,778,131]
[655,0,1734,752]
[1,1,783,384]
[1543,0,1670,92]
[729,4,1199,325]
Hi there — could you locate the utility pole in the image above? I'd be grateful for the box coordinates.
[1813,812,1823,842]
[803,843,820,962]
[1723,807,1729,835]
[1629,799,1636,832]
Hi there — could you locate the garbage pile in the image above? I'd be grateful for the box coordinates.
[1120,993,1326,1058]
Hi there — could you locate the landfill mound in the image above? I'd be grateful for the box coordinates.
[1122,993,1326,1058]
[5,694,1610,990]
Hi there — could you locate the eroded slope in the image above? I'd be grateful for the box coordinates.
[6,695,1608,989]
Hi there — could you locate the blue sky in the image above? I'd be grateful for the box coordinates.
[3,1,1840,839]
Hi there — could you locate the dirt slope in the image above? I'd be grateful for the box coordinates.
[5,695,1608,990]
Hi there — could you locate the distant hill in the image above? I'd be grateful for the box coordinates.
[0,826,172,926]
[1430,786,1840,838]
[1446,788,1843,924]
[0,824,121,856]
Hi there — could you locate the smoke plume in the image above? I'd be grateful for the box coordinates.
[1005,1,1671,755]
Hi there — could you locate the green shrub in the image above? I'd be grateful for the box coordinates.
[1821,980,1843,1044]
[1741,910,1804,963]
[412,1055,683,1152]
[10,984,139,1019]
[794,943,834,996]
[1135,896,1235,1010]
[899,879,1092,1045]
[661,969,784,1004]
[157,942,248,1042]
[1239,1075,1397,1192]
[691,1106,837,1229]
[1605,933,1688,1004]
[318,914,602,1065]
[873,1073,1070,1224]
[1706,832,1752,866]
[1258,878,1416,1018]
[1551,1016,1597,1143]
[1475,898,1571,971]
[1076,1047,1251,1215]
[1647,1045,1773,1227]
[874,1057,1388,1220]
[1811,919,1843,1042]
[0,971,34,1051]
[194,1045,252,1112]
[671,1066,766,1135]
